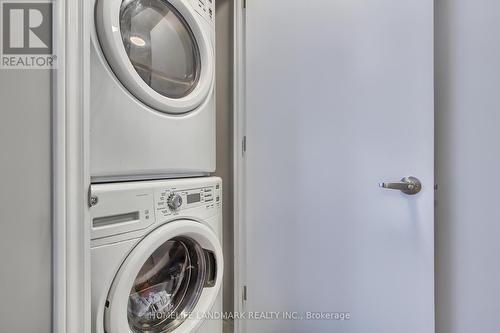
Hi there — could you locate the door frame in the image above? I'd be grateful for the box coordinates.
[53,0,91,330]
[233,0,246,332]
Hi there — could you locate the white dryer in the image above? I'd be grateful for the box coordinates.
[90,0,216,181]
[90,177,223,333]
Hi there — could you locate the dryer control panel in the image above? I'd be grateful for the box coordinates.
[191,0,214,24]
[154,182,221,221]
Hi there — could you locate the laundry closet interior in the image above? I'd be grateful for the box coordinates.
[81,0,236,332]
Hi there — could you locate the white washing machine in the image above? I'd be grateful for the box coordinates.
[90,177,223,333]
[90,0,216,182]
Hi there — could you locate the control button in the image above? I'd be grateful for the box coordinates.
[167,193,183,211]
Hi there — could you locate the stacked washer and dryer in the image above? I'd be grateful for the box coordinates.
[88,0,223,332]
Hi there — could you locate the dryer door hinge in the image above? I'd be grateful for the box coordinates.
[243,0,247,9]
[242,136,247,155]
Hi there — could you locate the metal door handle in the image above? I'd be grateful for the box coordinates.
[379,176,422,195]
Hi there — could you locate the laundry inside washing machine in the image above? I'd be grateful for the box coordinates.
[127,237,206,330]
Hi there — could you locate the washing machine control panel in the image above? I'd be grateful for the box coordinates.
[191,0,214,24]
[155,183,221,220]
[90,178,221,243]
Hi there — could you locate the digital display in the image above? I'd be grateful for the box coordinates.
[187,193,201,204]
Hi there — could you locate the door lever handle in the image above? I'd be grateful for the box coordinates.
[379,176,422,195]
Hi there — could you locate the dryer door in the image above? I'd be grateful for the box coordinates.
[95,0,214,114]
[105,220,223,333]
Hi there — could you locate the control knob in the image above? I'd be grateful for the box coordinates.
[167,193,183,211]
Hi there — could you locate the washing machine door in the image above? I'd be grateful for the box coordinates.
[95,0,214,114]
[105,220,223,333]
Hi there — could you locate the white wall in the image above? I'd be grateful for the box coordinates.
[435,1,500,332]
[0,70,52,331]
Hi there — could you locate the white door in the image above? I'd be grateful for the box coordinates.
[241,0,434,332]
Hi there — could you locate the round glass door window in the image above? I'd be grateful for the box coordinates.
[128,237,206,332]
[120,0,201,99]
